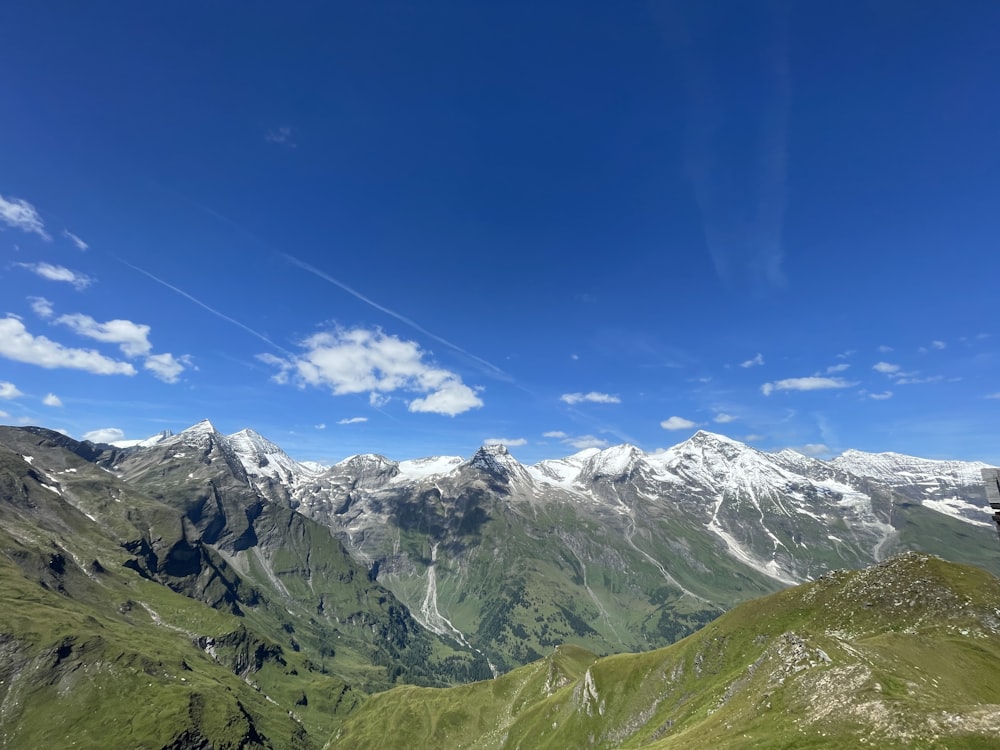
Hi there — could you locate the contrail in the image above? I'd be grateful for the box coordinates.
[280,252,510,380]
[118,258,293,356]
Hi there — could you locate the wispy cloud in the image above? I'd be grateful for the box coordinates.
[28,296,54,318]
[894,375,944,385]
[484,437,528,447]
[560,391,621,405]
[265,126,296,147]
[740,353,765,368]
[660,415,699,430]
[826,363,850,373]
[713,412,737,423]
[62,229,89,250]
[564,434,609,450]
[337,417,367,425]
[120,259,291,354]
[877,344,893,353]
[260,326,484,417]
[678,5,790,290]
[869,391,893,400]
[987,393,1000,400]
[0,194,50,239]
[787,443,831,458]
[0,381,24,399]
[543,430,568,439]
[42,393,63,407]
[760,376,854,395]
[872,361,900,374]
[918,340,947,353]
[16,262,92,290]
[0,317,135,375]
[281,253,508,380]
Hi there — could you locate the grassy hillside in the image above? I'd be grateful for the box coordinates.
[327,553,1000,749]
[0,428,486,747]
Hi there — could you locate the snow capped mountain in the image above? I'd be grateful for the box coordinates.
[227,427,320,485]
[76,418,999,674]
[832,449,993,526]
[109,429,173,449]
[528,448,599,488]
[330,453,400,488]
[834,449,990,486]
[577,443,647,483]
[395,455,464,483]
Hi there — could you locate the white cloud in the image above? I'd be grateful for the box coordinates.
[62,230,89,250]
[869,391,893,400]
[872,361,900,374]
[789,443,831,458]
[826,363,850,373]
[931,340,946,350]
[409,380,484,416]
[0,409,8,418]
[0,317,135,375]
[260,326,484,416]
[743,433,765,442]
[56,313,152,356]
[835,350,855,359]
[484,437,528,447]
[543,430,568,439]
[143,353,191,383]
[17,262,92,290]
[740,353,765,368]
[315,423,327,429]
[0,381,24,399]
[369,392,391,407]
[42,393,63,407]
[0,194,50,239]
[877,344,893,353]
[560,391,621,405]
[565,435,609,450]
[987,393,1000,400]
[660,415,698,430]
[82,427,125,443]
[760,376,854,395]
[28,296,54,318]
[713,413,737,423]
[337,417,367,425]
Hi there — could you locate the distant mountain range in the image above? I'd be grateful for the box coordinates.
[0,420,997,748]
[101,422,999,665]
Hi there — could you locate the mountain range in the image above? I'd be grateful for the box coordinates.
[0,420,997,747]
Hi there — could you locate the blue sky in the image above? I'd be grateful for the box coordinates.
[1,2,998,465]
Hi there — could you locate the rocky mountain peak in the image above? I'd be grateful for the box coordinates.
[468,444,531,486]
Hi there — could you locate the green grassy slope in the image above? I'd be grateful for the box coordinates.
[0,428,487,747]
[327,553,1000,750]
